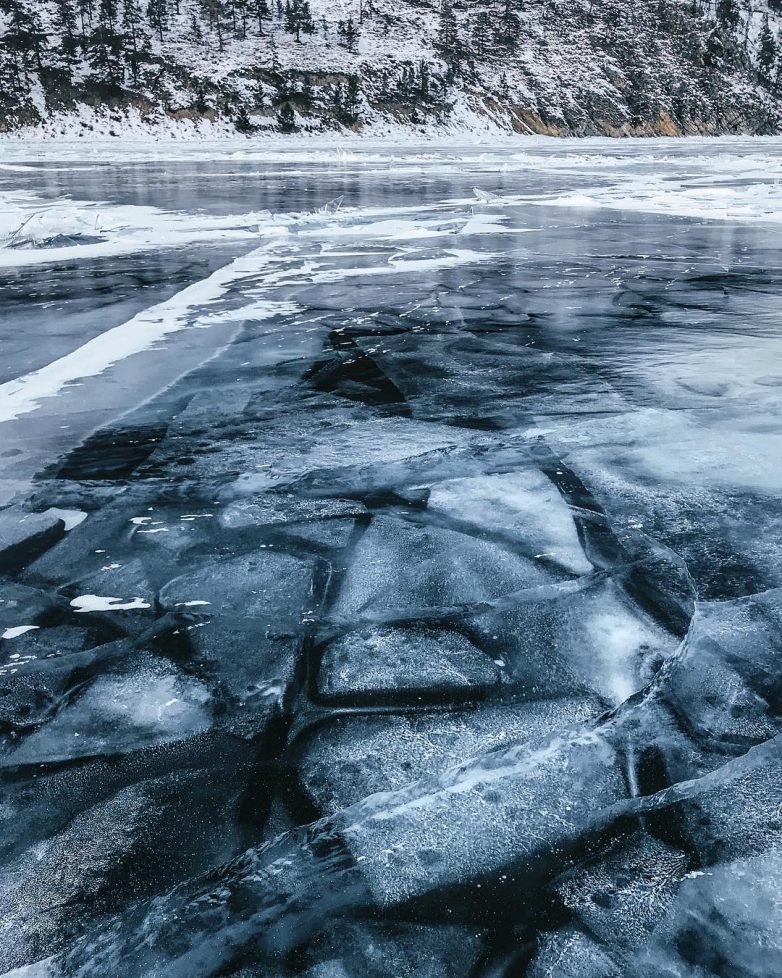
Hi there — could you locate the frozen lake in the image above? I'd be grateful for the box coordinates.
[2,138,782,976]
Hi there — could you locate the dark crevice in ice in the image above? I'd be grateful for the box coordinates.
[50,423,169,481]
[305,330,412,415]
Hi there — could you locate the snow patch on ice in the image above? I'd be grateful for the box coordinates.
[0,189,279,269]
[70,595,151,613]
[1,625,40,640]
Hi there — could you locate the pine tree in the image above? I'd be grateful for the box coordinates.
[284,0,314,41]
[716,0,739,31]
[199,0,226,47]
[99,0,118,32]
[54,0,79,46]
[300,72,314,107]
[253,0,271,34]
[4,2,49,76]
[89,0,124,87]
[774,42,782,93]
[277,101,296,131]
[438,0,458,55]
[147,0,168,41]
[0,44,22,103]
[301,0,314,35]
[235,103,253,131]
[396,62,414,97]
[190,11,203,41]
[78,0,95,38]
[274,75,292,101]
[332,80,343,119]
[471,9,492,59]
[54,0,80,81]
[344,72,360,121]
[332,74,360,124]
[122,0,147,79]
[758,15,777,83]
[236,0,249,37]
[341,15,358,52]
[418,60,430,101]
[498,0,520,48]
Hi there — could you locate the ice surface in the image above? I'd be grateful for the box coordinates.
[159,551,316,629]
[554,832,689,957]
[5,651,212,765]
[0,190,276,269]
[316,625,501,702]
[330,514,551,621]
[297,697,604,813]
[185,619,300,739]
[426,470,592,575]
[527,927,620,978]
[661,591,782,753]
[337,726,627,906]
[0,763,254,973]
[301,920,486,978]
[0,509,65,573]
[0,244,294,423]
[624,846,782,978]
[219,495,367,531]
[469,575,677,704]
[2,141,782,975]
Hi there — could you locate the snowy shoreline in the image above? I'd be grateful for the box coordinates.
[4,131,782,162]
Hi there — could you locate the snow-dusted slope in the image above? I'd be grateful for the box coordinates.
[2,0,782,138]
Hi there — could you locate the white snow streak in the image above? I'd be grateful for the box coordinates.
[0,246,289,423]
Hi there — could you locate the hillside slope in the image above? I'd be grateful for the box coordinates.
[2,0,782,137]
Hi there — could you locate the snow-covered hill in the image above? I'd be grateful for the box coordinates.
[2,0,782,138]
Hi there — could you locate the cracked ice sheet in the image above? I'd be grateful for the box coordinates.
[426,470,593,576]
[0,230,489,426]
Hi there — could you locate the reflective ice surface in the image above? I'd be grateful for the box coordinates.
[2,138,782,977]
